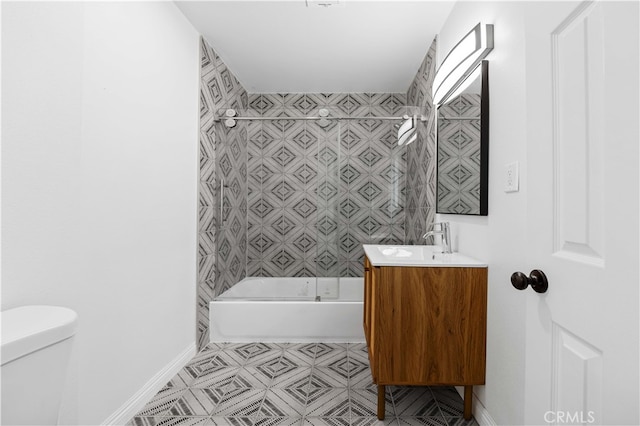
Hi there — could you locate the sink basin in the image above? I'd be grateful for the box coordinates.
[363,244,487,267]
[375,245,432,260]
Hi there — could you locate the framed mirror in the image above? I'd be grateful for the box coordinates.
[436,60,489,215]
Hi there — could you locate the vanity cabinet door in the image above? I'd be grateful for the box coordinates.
[374,266,487,385]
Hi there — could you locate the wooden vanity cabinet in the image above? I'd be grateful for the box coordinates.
[363,255,488,420]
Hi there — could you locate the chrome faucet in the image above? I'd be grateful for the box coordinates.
[422,222,452,253]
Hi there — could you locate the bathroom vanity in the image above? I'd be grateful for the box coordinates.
[362,245,487,420]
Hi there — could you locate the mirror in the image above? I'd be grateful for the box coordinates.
[436,60,489,215]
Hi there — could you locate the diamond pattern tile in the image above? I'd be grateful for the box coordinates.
[355,181,383,204]
[349,388,394,418]
[308,367,348,389]
[199,25,437,351]
[305,389,351,418]
[129,343,477,425]
[292,163,318,187]
[136,387,187,417]
[213,388,267,417]
[281,345,318,366]
[190,367,239,389]
[392,387,440,418]
[270,366,312,389]
[209,418,254,426]
[168,389,221,416]
[260,388,306,416]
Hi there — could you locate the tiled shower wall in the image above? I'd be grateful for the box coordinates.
[197,37,437,347]
[405,38,438,243]
[198,38,249,348]
[245,94,408,278]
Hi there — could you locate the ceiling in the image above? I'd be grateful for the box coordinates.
[175,1,455,94]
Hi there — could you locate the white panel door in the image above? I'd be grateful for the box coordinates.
[523,1,639,425]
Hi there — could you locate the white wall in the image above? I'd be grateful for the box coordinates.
[436,3,530,425]
[2,2,199,424]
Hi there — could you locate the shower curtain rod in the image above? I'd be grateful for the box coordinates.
[214,115,427,122]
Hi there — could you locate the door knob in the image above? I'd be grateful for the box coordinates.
[511,270,548,293]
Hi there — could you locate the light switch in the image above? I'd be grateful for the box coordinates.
[504,161,519,193]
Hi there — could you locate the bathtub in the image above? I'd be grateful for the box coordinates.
[209,277,365,343]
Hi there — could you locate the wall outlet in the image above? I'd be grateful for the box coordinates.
[504,161,519,193]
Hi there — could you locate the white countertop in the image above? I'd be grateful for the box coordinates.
[363,244,487,268]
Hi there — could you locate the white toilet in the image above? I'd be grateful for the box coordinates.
[1,305,78,425]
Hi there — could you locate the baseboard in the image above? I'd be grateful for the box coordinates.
[102,342,197,425]
[455,386,497,426]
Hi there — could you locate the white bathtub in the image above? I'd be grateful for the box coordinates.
[209,277,365,343]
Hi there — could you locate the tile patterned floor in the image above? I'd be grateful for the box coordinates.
[127,343,479,426]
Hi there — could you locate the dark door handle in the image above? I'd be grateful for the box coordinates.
[511,270,548,293]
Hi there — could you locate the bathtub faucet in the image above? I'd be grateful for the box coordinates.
[422,222,452,254]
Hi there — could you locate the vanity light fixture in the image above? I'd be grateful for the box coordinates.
[433,23,494,105]
[442,62,483,104]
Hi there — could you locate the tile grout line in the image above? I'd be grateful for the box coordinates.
[255,345,281,418]
[298,343,316,423]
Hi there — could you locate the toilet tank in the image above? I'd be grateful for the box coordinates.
[1,305,78,425]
